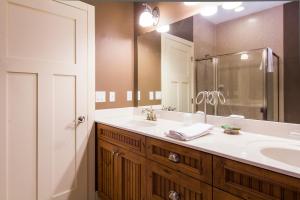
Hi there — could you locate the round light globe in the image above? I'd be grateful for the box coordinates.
[139,11,153,27]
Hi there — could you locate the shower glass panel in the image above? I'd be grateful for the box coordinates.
[195,58,215,115]
[196,48,279,121]
[217,49,265,120]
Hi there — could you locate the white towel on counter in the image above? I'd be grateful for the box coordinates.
[165,123,213,141]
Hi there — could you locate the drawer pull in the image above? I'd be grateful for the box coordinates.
[169,190,180,200]
[168,152,180,163]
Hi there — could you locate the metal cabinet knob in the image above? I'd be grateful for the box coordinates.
[78,116,86,124]
[169,191,180,200]
[168,152,180,163]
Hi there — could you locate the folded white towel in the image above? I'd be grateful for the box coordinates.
[166,123,213,141]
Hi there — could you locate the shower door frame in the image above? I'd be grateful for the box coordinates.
[195,47,280,121]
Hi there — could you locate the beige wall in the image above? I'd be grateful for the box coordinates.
[216,6,283,57]
[95,3,134,109]
[193,14,216,59]
[137,32,161,106]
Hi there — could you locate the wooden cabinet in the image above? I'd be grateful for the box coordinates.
[97,123,300,200]
[147,160,212,200]
[97,139,147,200]
[213,188,243,200]
[146,138,212,184]
[213,156,300,200]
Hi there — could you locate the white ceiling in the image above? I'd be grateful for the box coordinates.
[197,1,289,24]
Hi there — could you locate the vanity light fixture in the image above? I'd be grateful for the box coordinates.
[235,6,245,12]
[240,53,249,60]
[156,24,170,33]
[139,3,160,28]
[199,5,218,17]
[222,2,242,10]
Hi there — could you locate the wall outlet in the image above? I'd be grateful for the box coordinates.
[155,91,162,100]
[149,91,154,100]
[95,91,106,103]
[137,91,141,101]
[127,91,132,101]
[109,91,116,102]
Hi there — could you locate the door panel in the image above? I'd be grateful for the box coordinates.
[53,75,77,197]
[7,72,38,200]
[0,0,89,200]
[7,1,76,63]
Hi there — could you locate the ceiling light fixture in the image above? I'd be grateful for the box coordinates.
[184,2,200,6]
[222,2,242,10]
[240,53,249,60]
[139,4,160,28]
[156,25,170,33]
[199,5,218,17]
[235,6,245,12]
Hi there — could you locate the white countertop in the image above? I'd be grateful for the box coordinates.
[95,108,300,179]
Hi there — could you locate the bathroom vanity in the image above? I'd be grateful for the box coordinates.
[95,109,300,200]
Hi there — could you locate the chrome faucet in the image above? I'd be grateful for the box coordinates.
[162,105,176,111]
[141,106,157,121]
[195,90,226,123]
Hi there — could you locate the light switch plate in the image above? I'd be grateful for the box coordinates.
[127,91,132,101]
[137,91,141,101]
[155,91,162,100]
[96,91,106,103]
[149,91,154,100]
[109,91,116,102]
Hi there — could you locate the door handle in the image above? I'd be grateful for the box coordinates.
[77,116,86,124]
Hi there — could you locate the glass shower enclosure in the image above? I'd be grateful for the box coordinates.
[195,48,279,121]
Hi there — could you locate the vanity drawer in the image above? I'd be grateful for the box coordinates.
[213,156,300,200]
[147,160,212,200]
[97,124,146,156]
[146,138,212,184]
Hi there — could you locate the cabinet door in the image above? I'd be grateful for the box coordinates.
[147,160,212,200]
[116,149,147,200]
[98,140,118,200]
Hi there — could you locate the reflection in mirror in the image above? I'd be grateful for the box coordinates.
[137,1,299,123]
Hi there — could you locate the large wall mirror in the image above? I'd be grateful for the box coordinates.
[136,1,300,123]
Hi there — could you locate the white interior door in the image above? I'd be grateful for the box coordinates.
[0,0,90,200]
[161,33,194,112]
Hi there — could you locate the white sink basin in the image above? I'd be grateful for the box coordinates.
[125,119,156,128]
[260,147,300,167]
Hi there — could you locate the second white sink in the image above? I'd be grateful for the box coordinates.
[260,147,300,168]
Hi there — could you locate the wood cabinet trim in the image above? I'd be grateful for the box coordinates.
[97,124,146,156]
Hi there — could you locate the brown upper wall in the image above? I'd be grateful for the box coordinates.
[94,2,134,109]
